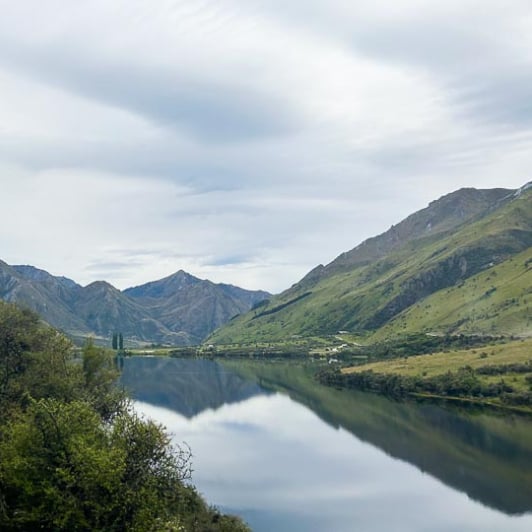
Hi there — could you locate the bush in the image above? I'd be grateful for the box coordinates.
[0,302,250,531]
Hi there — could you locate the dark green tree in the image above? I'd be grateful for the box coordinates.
[0,301,250,532]
[118,333,123,351]
[0,302,40,402]
[81,339,123,420]
[0,398,194,531]
[111,333,118,350]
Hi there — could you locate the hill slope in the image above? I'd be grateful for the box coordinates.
[209,184,532,344]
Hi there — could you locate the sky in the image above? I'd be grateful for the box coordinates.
[1,0,531,293]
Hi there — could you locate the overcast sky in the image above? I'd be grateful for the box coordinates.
[1,0,531,293]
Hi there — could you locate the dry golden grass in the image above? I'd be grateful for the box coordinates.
[342,338,532,378]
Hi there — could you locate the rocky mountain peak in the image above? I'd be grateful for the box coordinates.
[0,262,270,346]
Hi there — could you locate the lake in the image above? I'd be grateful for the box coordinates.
[120,356,532,532]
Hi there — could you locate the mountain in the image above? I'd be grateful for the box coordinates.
[0,264,270,346]
[13,265,79,290]
[209,184,532,344]
[75,281,186,345]
[124,270,270,342]
[302,187,512,282]
[0,261,89,334]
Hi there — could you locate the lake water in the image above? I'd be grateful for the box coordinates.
[120,357,532,532]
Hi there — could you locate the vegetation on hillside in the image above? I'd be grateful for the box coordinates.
[0,301,249,532]
[208,188,531,345]
[318,338,532,411]
[372,247,532,340]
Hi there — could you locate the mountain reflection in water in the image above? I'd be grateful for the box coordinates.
[121,357,532,532]
[120,356,267,417]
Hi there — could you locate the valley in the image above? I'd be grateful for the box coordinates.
[3,4,532,529]
[2,183,531,411]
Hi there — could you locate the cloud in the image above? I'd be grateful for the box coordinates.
[135,391,532,531]
[0,0,304,143]
[0,40,301,143]
[0,0,531,293]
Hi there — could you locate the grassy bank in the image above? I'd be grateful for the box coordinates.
[318,338,532,412]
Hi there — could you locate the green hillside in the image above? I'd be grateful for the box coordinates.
[373,247,531,339]
[209,186,532,345]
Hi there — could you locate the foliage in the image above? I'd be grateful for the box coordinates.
[111,332,124,351]
[475,363,532,375]
[0,302,41,406]
[0,302,249,531]
[81,339,124,420]
[1,399,124,531]
[317,365,524,403]
[366,333,502,360]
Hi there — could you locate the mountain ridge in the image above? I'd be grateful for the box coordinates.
[0,264,270,346]
[209,184,532,344]
[4,183,530,346]
[295,186,514,290]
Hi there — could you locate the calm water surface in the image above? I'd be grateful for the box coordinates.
[120,357,532,532]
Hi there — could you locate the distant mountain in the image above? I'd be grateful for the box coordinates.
[75,281,185,345]
[0,264,270,346]
[124,270,270,342]
[13,265,80,290]
[209,183,532,344]
[0,260,89,334]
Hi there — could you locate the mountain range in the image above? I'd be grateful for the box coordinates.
[209,183,532,344]
[0,264,269,346]
[2,183,530,346]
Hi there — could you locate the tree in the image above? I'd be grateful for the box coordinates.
[0,398,195,531]
[22,327,82,404]
[112,333,118,350]
[0,302,40,401]
[118,333,123,351]
[81,339,123,420]
[0,301,250,532]
[0,399,122,531]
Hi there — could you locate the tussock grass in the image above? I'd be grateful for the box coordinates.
[342,338,532,379]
